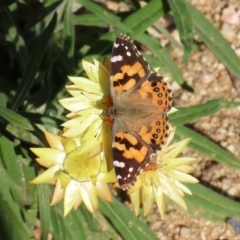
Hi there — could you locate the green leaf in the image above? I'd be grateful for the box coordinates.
[0,137,31,240]
[101,0,168,40]
[74,14,108,26]
[187,1,240,79]
[175,125,240,169]
[170,99,240,126]
[99,197,158,240]
[185,184,240,222]
[37,184,51,240]
[77,0,131,33]
[10,13,57,110]
[137,33,193,91]
[62,0,75,72]
[168,0,193,63]
[119,0,165,37]
[51,203,119,239]
[0,106,34,131]
[0,136,35,206]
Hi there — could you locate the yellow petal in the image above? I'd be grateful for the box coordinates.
[162,178,187,210]
[169,169,199,183]
[44,131,66,150]
[50,179,64,205]
[89,185,98,210]
[35,158,53,168]
[59,97,94,112]
[79,182,94,213]
[175,165,195,173]
[162,157,196,170]
[30,165,61,184]
[129,190,140,217]
[153,186,165,219]
[31,148,65,166]
[93,59,110,96]
[62,112,95,128]
[127,176,142,194]
[64,180,80,216]
[97,169,116,182]
[96,182,112,202]
[82,60,98,83]
[174,181,192,195]
[143,185,154,217]
[68,76,101,94]
[73,195,83,210]
[64,138,79,153]
[165,139,191,158]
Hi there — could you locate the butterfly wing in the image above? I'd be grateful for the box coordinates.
[112,126,152,190]
[110,33,151,103]
[110,34,172,190]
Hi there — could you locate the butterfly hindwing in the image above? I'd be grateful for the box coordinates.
[112,128,152,190]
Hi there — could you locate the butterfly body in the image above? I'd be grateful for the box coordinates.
[107,34,172,190]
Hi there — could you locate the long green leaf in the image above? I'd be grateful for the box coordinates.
[77,0,131,33]
[51,203,119,239]
[185,183,240,222]
[0,106,34,131]
[99,197,158,240]
[168,0,193,63]
[0,136,35,206]
[0,137,31,240]
[175,125,240,169]
[74,14,108,26]
[170,99,240,126]
[37,184,51,240]
[187,1,240,78]
[62,0,75,72]
[101,0,168,41]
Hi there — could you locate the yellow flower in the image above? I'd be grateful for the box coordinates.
[30,131,115,216]
[127,127,198,218]
[31,58,198,219]
[59,59,113,170]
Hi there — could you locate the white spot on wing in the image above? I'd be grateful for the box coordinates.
[114,43,119,48]
[114,160,125,168]
[129,167,133,172]
[126,51,131,56]
[117,175,122,179]
[127,174,131,178]
[111,55,123,62]
[125,46,128,50]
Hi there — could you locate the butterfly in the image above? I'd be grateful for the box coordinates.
[105,34,172,190]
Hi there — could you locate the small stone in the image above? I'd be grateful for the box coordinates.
[180,226,191,237]
[221,6,239,25]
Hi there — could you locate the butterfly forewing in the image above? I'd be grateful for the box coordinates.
[110,34,151,99]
